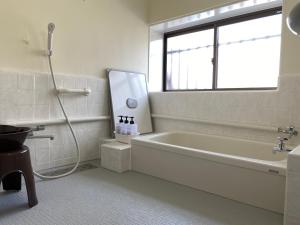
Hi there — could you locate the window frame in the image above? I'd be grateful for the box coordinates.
[162,6,282,92]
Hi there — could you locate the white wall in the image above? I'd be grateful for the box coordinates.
[0,0,149,77]
[148,0,238,24]
[0,0,149,170]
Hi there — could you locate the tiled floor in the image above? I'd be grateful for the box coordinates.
[0,167,283,225]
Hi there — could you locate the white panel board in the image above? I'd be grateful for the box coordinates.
[108,69,153,134]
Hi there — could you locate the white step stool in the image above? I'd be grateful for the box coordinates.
[100,142,131,173]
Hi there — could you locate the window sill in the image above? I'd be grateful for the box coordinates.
[163,87,278,92]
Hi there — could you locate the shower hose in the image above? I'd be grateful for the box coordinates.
[33,55,81,179]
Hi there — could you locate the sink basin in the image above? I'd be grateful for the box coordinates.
[0,125,32,151]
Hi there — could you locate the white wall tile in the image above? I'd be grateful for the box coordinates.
[34,138,50,149]
[62,76,76,89]
[62,95,79,117]
[18,74,35,90]
[16,90,34,105]
[0,104,18,122]
[35,74,49,90]
[17,105,34,121]
[75,77,87,89]
[53,157,77,168]
[76,97,88,116]
[35,148,50,166]
[51,145,64,161]
[34,105,50,120]
[35,89,51,105]
[48,75,63,89]
[0,70,110,171]
[0,71,18,90]
[49,98,64,119]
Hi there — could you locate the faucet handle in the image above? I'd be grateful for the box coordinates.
[277,136,288,141]
[288,126,298,136]
[31,125,46,132]
[277,137,288,146]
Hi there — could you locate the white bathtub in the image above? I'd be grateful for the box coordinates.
[131,131,288,213]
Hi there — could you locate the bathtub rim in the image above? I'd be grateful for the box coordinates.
[132,131,288,176]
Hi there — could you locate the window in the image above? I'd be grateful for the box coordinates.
[163,7,282,91]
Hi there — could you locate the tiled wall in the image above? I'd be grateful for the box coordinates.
[0,70,109,122]
[2,69,300,170]
[149,74,300,146]
[25,122,110,171]
[0,69,111,171]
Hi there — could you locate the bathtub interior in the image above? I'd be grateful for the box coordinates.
[146,132,288,162]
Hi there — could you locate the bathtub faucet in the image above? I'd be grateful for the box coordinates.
[273,137,292,153]
[27,134,54,141]
[27,125,55,141]
[273,126,298,153]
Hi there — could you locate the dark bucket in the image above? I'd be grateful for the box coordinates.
[0,125,32,151]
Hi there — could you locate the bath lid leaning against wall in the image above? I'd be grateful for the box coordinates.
[107,69,153,135]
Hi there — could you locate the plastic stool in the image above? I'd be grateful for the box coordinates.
[0,146,38,207]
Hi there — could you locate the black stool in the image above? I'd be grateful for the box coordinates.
[0,146,38,207]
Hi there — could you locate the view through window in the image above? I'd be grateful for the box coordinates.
[164,8,282,91]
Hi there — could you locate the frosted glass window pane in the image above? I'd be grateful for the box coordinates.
[166,29,214,90]
[217,14,281,88]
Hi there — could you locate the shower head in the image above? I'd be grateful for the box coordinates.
[47,23,55,56]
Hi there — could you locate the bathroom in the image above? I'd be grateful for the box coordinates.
[0,0,300,224]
